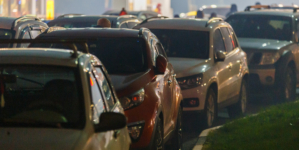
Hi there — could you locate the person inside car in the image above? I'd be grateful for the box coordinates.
[95,18,111,28]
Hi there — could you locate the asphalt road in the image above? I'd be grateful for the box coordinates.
[181,90,295,150]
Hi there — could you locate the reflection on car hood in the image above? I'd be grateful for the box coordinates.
[168,57,208,78]
[0,128,82,150]
[110,69,153,98]
[238,38,292,51]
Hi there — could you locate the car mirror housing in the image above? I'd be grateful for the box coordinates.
[95,112,127,133]
[155,55,168,75]
[215,51,226,61]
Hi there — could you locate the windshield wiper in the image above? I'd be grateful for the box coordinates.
[16,77,44,86]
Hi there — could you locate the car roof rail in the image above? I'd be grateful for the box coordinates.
[117,15,137,20]
[12,15,41,28]
[57,14,84,18]
[45,26,66,33]
[140,16,168,25]
[244,5,270,11]
[294,8,299,13]
[0,39,89,58]
[205,17,224,27]
[138,27,150,37]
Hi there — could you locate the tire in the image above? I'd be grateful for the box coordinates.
[275,67,296,102]
[153,117,164,150]
[167,106,183,150]
[203,88,217,128]
[228,79,248,118]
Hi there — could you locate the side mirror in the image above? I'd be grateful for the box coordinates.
[95,112,127,133]
[215,51,226,61]
[155,55,168,75]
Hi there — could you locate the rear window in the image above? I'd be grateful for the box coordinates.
[48,18,117,28]
[226,14,292,41]
[0,66,85,129]
[150,29,210,59]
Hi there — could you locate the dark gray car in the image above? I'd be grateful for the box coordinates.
[226,7,299,101]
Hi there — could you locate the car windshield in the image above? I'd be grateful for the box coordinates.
[30,38,147,74]
[226,15,292,41]
[0,66,84,129]
[150,29,210,59]
[0,29,15,48]
[203,7,230,16]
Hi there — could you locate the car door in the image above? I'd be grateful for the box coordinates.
[152,38,173,135]
[227,27,243,99]
[213,28,233,104]
[219,27,237,101]
[92,65,130,150]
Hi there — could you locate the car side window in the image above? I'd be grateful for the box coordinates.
[19,28,31,47]
[119,22,128,28]
[30,30,41,39]
[94,67,115,110]
[296,18,299,42]
[127,22,138,28]
[228,28,239,48]
[220,27,234,53]
[140,14,147,21]
[213,29,226,53]
[89,72,105,124]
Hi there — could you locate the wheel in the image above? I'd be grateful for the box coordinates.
[153,117,164,150]
[228,79,248,118]
[167,106,183,150]
[203,88,217,128]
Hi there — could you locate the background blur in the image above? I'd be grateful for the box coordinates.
[0,0,298,19]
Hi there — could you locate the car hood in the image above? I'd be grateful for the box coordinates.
[110,69,153,98]
[238,38,291,51]
[0,128,82,150]
[168,57,209,78]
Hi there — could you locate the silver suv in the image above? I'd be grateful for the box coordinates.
[134,18,249,127]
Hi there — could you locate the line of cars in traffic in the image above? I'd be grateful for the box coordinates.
[0,4,299,150]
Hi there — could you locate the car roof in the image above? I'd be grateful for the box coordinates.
[0,48,84,67]
[0,17,17,30]
[232,9,299,17]
[134,18,221,31]
[39,28,140,38]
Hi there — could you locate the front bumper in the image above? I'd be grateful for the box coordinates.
[181,86,207,112]
[248,65,276,95]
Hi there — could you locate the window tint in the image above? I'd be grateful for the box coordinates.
[30,30,41,39]
[89,72,105,124]
[228,28,239,48]
[94,67,115,110]
[213,29,226,53]
[120,22,128,28]
[127,22,138,28]
[20,29,31,47]
[220,27,234,53]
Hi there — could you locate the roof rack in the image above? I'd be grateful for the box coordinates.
[12,15,40,28]
[138,28,150,37]
[140,16,168,25]
[57,14,84,18]
[244,5,270,11]
[205,17,224,27]
[117,15,137,20]
[45,26,66,33]
[0,39,89,58]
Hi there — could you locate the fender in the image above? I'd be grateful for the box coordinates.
[275,50,296,86]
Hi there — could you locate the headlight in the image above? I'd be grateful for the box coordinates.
[177,74,203,90]
[260,52,280,65]
[120,88,144,110]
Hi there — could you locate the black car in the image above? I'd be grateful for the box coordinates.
[0,15,48,48]
[103,10,158,21]
[226,5,299,101]
[47,14,141,28]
